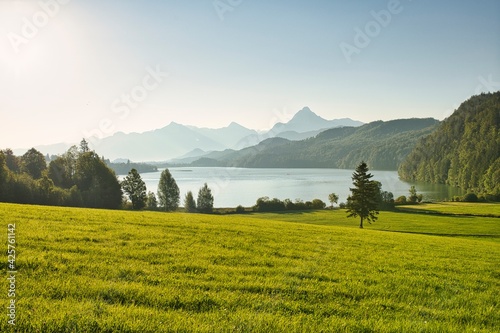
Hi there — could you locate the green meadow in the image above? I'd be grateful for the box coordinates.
[1,203,499,332]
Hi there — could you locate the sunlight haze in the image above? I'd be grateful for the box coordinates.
[1,0,499,148]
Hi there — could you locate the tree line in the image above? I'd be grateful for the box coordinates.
[0,142,122,208]
[0,140,216,213]
[121,167,214,213]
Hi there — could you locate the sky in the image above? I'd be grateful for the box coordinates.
[1,0,499,148]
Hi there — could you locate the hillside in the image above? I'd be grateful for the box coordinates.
[2,203,498,332]
[399,92,500,196]
[192,118,439,170]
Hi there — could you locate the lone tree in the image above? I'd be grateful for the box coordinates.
[157,169,180,211]
[346,161,380,228]
[197,183,214,213]
[328,193,339,208]
[184,191,197,213]
[121,168,147,210]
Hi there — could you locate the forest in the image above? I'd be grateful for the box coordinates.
[399,92,499,198]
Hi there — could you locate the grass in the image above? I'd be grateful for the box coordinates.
[396,202,500,217]
[1,202,499,332]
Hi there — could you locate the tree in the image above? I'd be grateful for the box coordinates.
[21,148,47,179]
[346,161,380,228]
[74,151,122,209]
[146,191,158,210]
[408,185,418,203]
[311,198,326,209]
[328,193,339,208]
[121,169,147,210]
[157,169,180,211]
[79,139,90,153]
[197,183,214,213]
[184,191,197,213]
[0,151,7,200]
[2,149,20,173]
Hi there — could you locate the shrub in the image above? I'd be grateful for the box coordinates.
[235,205,245,214]
[395,195,407,205]
[311,199,326,210]
[462,193,478,202]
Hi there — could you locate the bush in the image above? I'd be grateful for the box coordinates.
[462,193,478,202]
[395,195,407,205]
[235,205,245,214]
[339,202,346,209]
[311,199,326,210]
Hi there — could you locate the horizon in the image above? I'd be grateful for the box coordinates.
[1,0,499,148]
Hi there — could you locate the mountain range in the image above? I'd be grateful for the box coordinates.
[14,107,363,162]
[187,118,440,170]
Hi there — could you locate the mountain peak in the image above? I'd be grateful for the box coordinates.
[290,107,326,122]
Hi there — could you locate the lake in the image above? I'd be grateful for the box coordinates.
[124,167,463,208]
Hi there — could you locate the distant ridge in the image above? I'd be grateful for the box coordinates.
[12,107,363,162]
[189,118,439,170]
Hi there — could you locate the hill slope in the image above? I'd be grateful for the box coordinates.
[193,118,439,170]
[399,92,500,196]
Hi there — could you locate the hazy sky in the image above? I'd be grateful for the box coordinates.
[1,0,499,148]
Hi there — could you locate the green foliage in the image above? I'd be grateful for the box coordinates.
[184,191,197,213]
[395,196,407,205]
[193,118,439,170]
[328,193,339,208]
[21,148,47,179]
[399,92,500,196]
[157,169,180,211]
[121,169,147,210]
[1,203,498,332]
[253,197,327,212]
[75,152,122,209]
[197,183,214,213]
[408,185,418,203]
[0,151,7,200]
[48,155,75,189]
[346,162,380,228]
[2,148,21,173]
[145,191,158,210]
[311,199,326,209]
[106,160,158,175]
[235,205,246,214]
[79,138,90,153]
[462,193,479,203]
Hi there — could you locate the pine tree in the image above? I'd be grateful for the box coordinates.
[121,168,147,210]
[157,169,180,211]
[184,191,197,213]
[346,161,380,228]
[197,183,214,213]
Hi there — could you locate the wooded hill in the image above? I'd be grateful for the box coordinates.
[399,92,499,196]
[190,118,439,170]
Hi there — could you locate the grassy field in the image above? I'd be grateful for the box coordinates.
[396,202,500,217]
[1,203,499,332]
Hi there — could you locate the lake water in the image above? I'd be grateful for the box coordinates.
[123,167,463,208]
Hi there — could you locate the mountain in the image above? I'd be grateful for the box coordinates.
[187,122,258,149]
[11,107,364,162]
[399,92,500,196]
[190,118,440,170]
[86,122,227,161]
[267,107,363,135]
